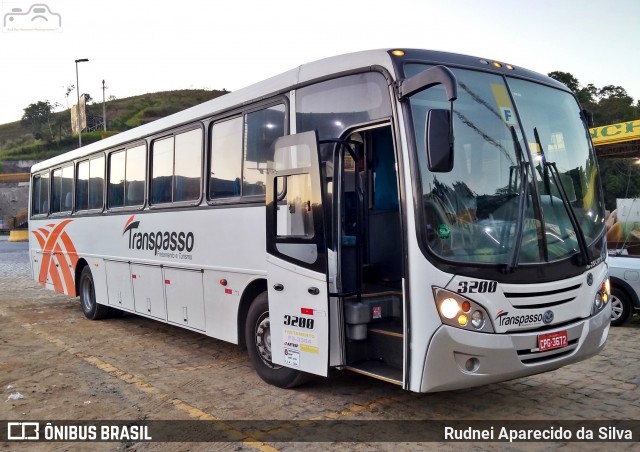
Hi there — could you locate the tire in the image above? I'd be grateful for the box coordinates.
[610,287,632,326]
[245,292,308,388]
[79,266,110,320]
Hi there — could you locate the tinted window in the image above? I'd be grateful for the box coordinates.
[108,150,126,208]
[152,129,202,204]
[244,105,285,196]
[296,72,391,142]
[89,156,105,210]
[32,172,49,215]
[174,129,202,202]
[152,137,173,204]
[51,165,73,213]
[125,145,146,206]
[76,160,89,211]
[209,117,242,199]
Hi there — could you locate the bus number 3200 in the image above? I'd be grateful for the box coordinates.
[458,280,497,294]
[283,315,315,329]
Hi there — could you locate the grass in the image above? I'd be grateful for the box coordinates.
[0,89,228,170]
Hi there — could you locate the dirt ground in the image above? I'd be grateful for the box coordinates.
[1,240,639,451]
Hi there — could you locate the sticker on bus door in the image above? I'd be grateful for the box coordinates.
[267,254,329,376]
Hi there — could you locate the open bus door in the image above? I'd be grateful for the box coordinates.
[265,131,330,377]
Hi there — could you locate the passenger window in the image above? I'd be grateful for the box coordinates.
[76,160,89,211]
[152,137,173,204]
[108,151,126,208]
[174,129,202,202]
[209,117,242,199]
[51,165,73,213]
[152,128,202,204]
[244,105,285,196]
[89,156,105,210]
[109,145,146,209]
[32,172,49,215]
[125,145,146,206]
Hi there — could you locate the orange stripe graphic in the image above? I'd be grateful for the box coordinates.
[55,242,76,296]
[32,230,46,249]
[48,259,63,293]
[38,220,73,286]
[60,232,79,268]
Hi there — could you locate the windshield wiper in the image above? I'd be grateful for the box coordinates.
[534,127,589,266]
[503,126,529,273]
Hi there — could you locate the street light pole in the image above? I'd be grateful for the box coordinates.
[102,79,107,133]
[75,58,89,148]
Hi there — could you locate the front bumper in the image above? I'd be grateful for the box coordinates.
[420,303,611,392]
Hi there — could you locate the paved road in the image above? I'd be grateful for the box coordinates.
[0,240,638,451]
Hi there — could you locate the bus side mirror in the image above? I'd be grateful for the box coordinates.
[426,109,453,172]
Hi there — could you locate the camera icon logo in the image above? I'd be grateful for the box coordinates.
[7,422,40,440]
[3,3,62,32]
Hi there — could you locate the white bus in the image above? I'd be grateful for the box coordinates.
[29,49,611,392]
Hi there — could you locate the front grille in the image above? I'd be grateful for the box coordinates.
[503,283,582,309]
[517,339,579,364]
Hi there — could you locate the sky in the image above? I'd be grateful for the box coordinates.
[1,0,639,125]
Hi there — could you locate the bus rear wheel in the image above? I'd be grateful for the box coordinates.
[79,266,110,320]
[245,292,308,388]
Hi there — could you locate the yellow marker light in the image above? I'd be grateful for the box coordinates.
[458,314,468,326]
[602,279,610,303]
[440,298,459,319]
[492,61,502,68]
[506,64,515,70]
[391,50,405,57]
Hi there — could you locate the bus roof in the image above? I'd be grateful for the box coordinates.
[32,48,566,173]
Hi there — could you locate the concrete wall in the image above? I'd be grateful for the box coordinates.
[0,160,37,227]
[0,182,29,226]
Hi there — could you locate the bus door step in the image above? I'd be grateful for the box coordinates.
[345,360,402,385]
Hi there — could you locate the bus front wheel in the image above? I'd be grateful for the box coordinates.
[79,266,110,320]
[245,292,308,388]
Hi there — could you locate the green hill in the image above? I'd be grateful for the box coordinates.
[0,89,228,171]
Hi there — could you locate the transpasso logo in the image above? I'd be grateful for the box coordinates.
[494,310,545,327]
[122,215,194,256]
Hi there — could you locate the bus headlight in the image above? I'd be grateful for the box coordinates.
[433,287,494,333]
[591,276,610,316]
[471,310,485,329]
[440,298,459,319]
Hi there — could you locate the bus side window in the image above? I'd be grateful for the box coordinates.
[89,156,105,210]
[209,117,242,200]
[109,150,126,208]
[32,173,49,215]
[244,105,285,197]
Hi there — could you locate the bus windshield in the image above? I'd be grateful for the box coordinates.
[407,64,605,266]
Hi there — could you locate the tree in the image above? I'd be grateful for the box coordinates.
[594,85,637,125]
[21,100,56,140]
[548,71,639,126]
[548,71,594,105]
[63,84,75,109]
[597,158,640,211]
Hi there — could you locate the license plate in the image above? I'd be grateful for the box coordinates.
[537,330,568,352]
